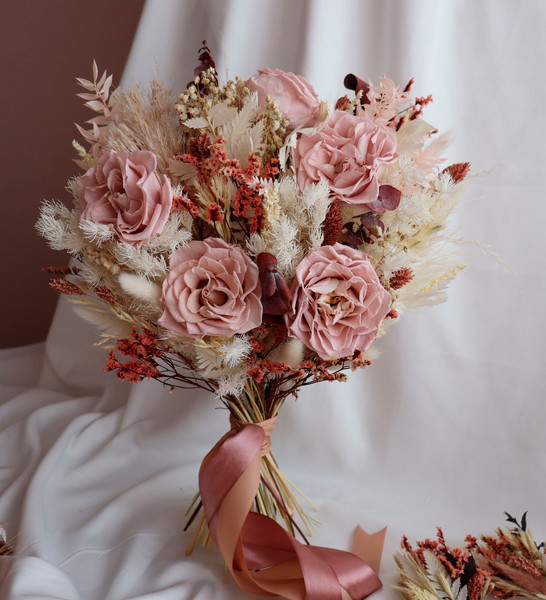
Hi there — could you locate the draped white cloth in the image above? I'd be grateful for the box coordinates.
[1,1,545,598]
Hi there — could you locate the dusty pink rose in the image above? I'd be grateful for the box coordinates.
[77,149,172,245]
[245,67,320,131]
[285,243,391,360]
[294,110,398,208]
[159,238,262,338]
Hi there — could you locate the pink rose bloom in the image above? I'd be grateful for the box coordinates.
[246,67,320,131]
[294,111,398,208]
[159,238,262,338]
[285,243,391,360]
[77,149,172,245]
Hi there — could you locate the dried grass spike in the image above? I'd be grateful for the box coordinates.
[442,162,471,184]
[49,278,85,295]
[321,202,343,246]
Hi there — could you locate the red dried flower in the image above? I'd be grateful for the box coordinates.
[206,202,223,223]
[172,194,200,217]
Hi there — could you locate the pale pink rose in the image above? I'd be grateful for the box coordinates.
[245,67,320,131]
[159,238,262,338]
[77,149,172,245]
[285,244,391,360]
[294,111,398,208]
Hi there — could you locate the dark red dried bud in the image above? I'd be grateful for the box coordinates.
[257,252,292,315]
[344,73,371,104]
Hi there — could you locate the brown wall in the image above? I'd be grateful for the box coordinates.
[0,0,144,348]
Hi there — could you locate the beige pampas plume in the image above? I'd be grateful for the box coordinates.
[70,299,133,338]
[118,273,162,305]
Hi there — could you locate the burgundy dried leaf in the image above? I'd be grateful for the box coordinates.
[366,184,402,213]
[339,229,364,247]
[359,212,385,238]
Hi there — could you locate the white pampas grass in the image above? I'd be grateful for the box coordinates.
[118,273,162,305]
[193,335,252,380]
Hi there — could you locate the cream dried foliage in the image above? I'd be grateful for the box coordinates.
[248,177,329,278]
[106,79,186,175]
[193,336,252,380]
[79,220,116,245]
[144,210,193,254]
[36,200,85,255]
[110,243,168,279]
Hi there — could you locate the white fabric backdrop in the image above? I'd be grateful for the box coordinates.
[1,1,545,598]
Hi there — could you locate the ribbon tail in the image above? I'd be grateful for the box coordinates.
[352,525,387,576]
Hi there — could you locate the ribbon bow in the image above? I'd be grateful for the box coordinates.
[198,418,383,599]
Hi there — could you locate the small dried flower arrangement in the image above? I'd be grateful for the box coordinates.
[36,42,472,598]
[396,513,546,600]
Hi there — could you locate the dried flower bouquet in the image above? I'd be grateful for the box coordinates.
[37,42,471,597]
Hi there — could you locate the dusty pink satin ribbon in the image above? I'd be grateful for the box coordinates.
[198,418,382,599]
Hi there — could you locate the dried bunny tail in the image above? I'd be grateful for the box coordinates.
[36,200,85,254]
[268,338,305,369]
[118,272,162,306]
[106,79,185,174]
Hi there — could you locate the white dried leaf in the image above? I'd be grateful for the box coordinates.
[168,158,197,183]
[220,93,263,163]
[209,101,238,128]
[184,117,209,129]
[396,119,437,154]
[423,550,449,579]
